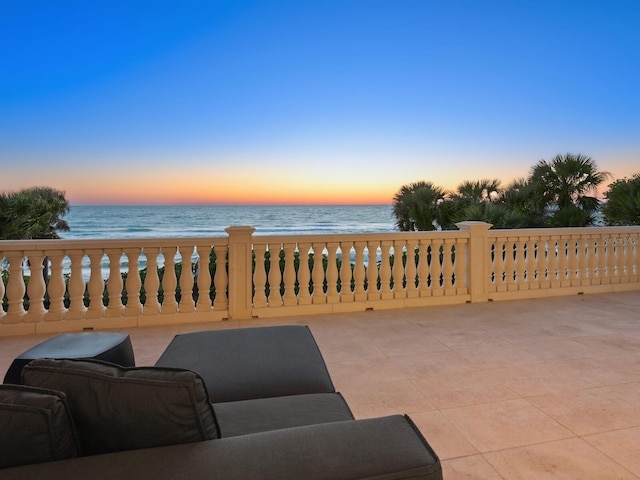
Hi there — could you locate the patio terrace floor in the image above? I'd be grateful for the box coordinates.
[2,290,640,479]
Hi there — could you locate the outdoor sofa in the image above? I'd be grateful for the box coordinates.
[0,326,442,480]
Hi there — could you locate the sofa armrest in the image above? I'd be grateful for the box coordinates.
[1,415,442,480]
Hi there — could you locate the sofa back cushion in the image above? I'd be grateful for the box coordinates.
[0,384,80,468]
[21,358,219,455]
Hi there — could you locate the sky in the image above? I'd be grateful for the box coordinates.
[1,0,639,205]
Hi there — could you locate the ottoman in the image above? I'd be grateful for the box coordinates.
[3,332,135,385]
[155,326,335,402]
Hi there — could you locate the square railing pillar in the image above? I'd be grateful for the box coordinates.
[456,221,492,303]
[225,226,256,319]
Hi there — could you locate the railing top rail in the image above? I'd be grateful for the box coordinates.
[488,226,640,238]
[251,230,470,244]
[0,236,229,252]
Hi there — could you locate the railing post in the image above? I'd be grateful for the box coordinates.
[225,226,256,320]
[456,221,492,303]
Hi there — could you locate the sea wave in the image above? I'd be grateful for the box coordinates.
[61,205,396,240]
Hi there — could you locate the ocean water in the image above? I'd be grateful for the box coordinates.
[62,205,397,239]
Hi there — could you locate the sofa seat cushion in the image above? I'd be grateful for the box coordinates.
[0,384,80,468]
[0,415,442,480]
[21,358,219,455]
[155,326,335,402]
[214,392,355,437]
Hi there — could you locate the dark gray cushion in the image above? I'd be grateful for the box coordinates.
[155,326,335,402]
[0,415,442,480]
[21,358,219,455]
[0,385,80,468]
[214,392,355,437]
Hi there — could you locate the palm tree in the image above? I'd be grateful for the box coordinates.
[0,187,70,239]
[454,179,502,204]
[528,153,610,226]
[392,181,447,231]
[602,173,640,225]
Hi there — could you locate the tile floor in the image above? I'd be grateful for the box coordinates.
[2,290,640,479]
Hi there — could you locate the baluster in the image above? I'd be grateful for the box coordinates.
[196,245,213,312]
[338,242,354,302]
[598,237,609,282]
[568,237,580,286]
[67,252,87,319]
[268,244,283,306]
[366,241,380,300]
[496,239,508,290]
[585,237,597,284]
[515,239,526,288]
[178,247,195,312]
[527,238,539,289]
[544,238,555,286]
[454,239,467,294]
[161,247,178,313]
[613,234,625,283]
[46,252,66,321]
[405,242,418,297]
[630,235,639,278]
[213,245,228,310]
[5,253,26,324]
[0,259,5,318]
[618,236,631,283]
[379,240,392,299]
[537,237,549,287]
[124,248,142,315]
[283,242,297,306]
[417,239,431,296]
[86,250,106,318]
[505,239,517,289]
[311,243,326,304]
[392,240,406,299]
[353,241,367,301]
[297,242,312,305]
[142,247,161,314]
[558,238,571,285]
[24,252,47,323]
[326,242,339,303]
[442,239,454,294]
[576,236,588,285]
[105,249,124,317]
[431,240,443,296]
[252,244,268,308]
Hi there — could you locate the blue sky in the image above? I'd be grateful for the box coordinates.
[1,0,638,204]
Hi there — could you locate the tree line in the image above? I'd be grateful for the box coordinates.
[392,153,640,230]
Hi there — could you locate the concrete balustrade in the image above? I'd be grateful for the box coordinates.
[0,223,638,336]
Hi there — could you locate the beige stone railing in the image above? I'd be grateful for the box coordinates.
[1,223,638,336]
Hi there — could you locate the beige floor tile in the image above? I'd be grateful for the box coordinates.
[341,379,435,418]
[371,333,451,356]
[442,399,572,452]
[413,373,520,409]
[454,343,542,369]
[442,455,505,480]
[327,356,408,388]
[605,382,640,407]
[586,427,640,477]
[573,334,640,356]
[484,437,639,479]
[410,411,479,460]
[528,386,640,436]
[518,337,598,362]
[507,361,597,396]
[388,349,476,379]
[553,356,640,387]
[316,337,384,364]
